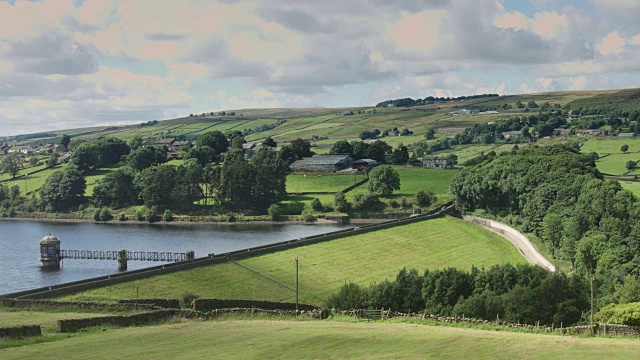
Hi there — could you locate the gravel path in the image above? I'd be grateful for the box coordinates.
[462,215,556,272]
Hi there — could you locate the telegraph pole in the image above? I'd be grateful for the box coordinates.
[295,257,299,312]
[591,277,595,334]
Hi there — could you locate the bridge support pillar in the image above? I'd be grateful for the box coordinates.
[117,250,127,271]
[186,251,195,261]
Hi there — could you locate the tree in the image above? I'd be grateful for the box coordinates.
[367,165,401,196]
[329,140,352,155]
[69,142,100,172]
[126,147,167,172]
[351,141,370,160]
[129,135,143,151]
[290,138,313,159]
[415,190,437,208]
[1,154,22,178]
[196,130,228,155]
[29,156,38,167]
[59,134,71,149]
[93,168,138,208]
[184,145,215,166]
[334,192,351,213]
[226,130,245,149]
[366,141,392,163]
[134,165,178,208]
[46,153,60,167]
[39,168,86,211]
[96,137,130,166]
[425,128,436,140]
[277,145,298,165]
[541,213,563,256]
[621,144,629,153]
[626,160,637,171]
[390,145,409,165]
[262,137,277,147]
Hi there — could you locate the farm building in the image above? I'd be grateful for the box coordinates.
[352,159,377,171]
[437,127,467,134]
[576,129,607,136]
[8,145,34,154]
[618,132,636,137]
[291,154,353,171]
[502,131,522,139]
[449,109,479,115]
[422,155,454,169]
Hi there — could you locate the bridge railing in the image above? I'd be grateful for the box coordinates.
[60,250,187,262]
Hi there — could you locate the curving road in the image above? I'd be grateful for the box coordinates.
[462,215,556,272]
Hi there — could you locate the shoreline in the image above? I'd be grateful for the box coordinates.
[0,216,383,226]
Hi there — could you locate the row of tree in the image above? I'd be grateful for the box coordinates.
[327,264,588,326]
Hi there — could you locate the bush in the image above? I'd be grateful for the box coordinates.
[146,207,159,223]
[220,213,236,222]
[299,210,316,222]
[267,204,281,221]
[334,192,351,213]
[93,209,101,221]
[353,193,386,212]
[388,199,399,208]
[326,282,367,309]
[310,198,323,212]
[596,302,640,326]
[181,292,200,308]
[99,208,113,221]
[415,190,437,208]
[162,209,173,222]
[136,209,145,221]
[399,197,412,209]
[118,213,127,221]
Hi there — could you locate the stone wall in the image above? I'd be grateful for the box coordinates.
[57,310,182,333]
[0,298,160,311]
[0,325,41,339]
[192,299,318,312]
[117,299,180,309]
[199,308,329,320]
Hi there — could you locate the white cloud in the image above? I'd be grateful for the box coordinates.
[597,32,626,55]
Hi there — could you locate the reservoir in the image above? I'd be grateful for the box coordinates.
[0,220,350,295]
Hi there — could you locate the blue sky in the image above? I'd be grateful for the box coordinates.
[1,0,640,135]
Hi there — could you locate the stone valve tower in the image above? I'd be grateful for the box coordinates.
[39,234,61,269]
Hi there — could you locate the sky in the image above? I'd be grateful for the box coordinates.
[1,0,640,136]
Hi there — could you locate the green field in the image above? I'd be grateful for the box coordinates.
[593,153,640,175]
[580,137,640,154]
[2,319,639,359]
[620,181,640,197]
[56,217,526,304]
[83,166,119,196]
[349,166,458,201]
[286,173,366,194]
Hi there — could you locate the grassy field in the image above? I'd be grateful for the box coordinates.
[0,309,118,331]
[349,166,458,201]
[2,319,639,359]
[286,173,367,193]
[620,181,640,197]
[56,217,526,304]
[580,137,640,154]
[83,166,119,197]
[593,153,640,175]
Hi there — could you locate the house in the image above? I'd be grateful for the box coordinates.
[291,154,353,172]
[152,138,175,148]
[352,159,377,171]
[554,128,572,136]
[502,131,522,139]
[0,143,11,155]
[437,127,467,134]
[171,140,192,151]
[618,132,636,138]
[449,109,479,116]
[422,155,454,169]
[566,114,580,121]
[575,129,606,136]
[8,145,34,154]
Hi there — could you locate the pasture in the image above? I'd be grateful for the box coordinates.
[286,173,366,194]
[3,319,639,359]
[349,166,458,201]
[56,217,526,304]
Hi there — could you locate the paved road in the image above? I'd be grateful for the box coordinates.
[463,215,556,272]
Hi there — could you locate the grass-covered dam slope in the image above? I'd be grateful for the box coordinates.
[3,320,639,360]
[57,217,527,305]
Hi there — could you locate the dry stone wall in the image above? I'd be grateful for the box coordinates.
[57,310,182,333]
[0,325,41,339]
[117,299,180,309]
[0,298,160,311]
[192,299,318,312]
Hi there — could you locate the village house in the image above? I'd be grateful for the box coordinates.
[8,145,34,154]
[575,129,607,136]
[422,155,454,169]
[449,109,480,115]
[502,131,522,139]
[291,154,353,172]
[554,128,572,136]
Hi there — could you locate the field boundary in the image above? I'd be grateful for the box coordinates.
[0,202,455,300]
